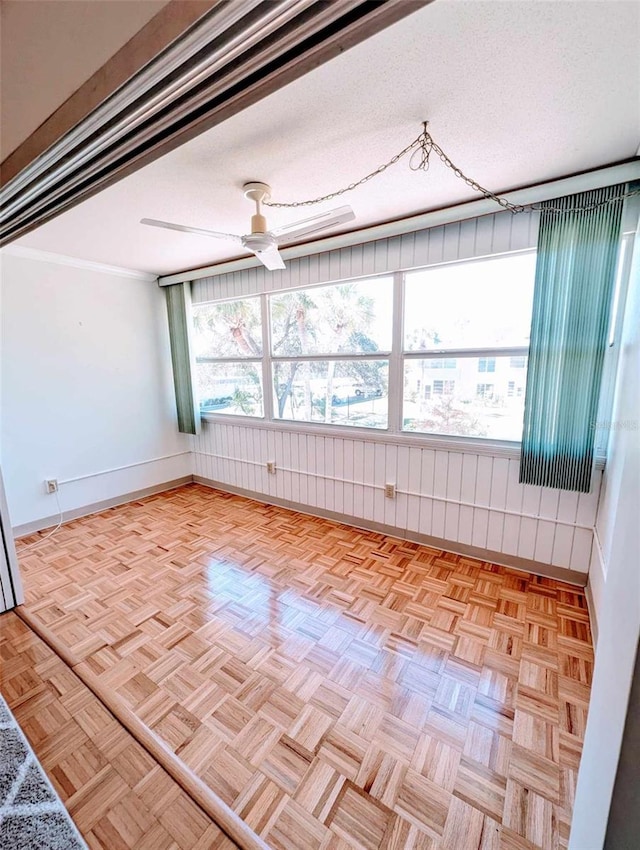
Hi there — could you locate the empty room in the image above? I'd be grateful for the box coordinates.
[1,1,638,849]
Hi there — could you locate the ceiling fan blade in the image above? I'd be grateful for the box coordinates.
[140,218,242,242]
[272,205,355,245]
[251,245,286,271]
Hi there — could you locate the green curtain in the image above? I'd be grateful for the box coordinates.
[519,184,625,492]
[165,282,200,435]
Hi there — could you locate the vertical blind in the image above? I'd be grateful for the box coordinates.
[519,184,625,493]
[165,282,199,436]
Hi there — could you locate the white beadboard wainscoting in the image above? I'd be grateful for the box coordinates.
[193,420,601,582]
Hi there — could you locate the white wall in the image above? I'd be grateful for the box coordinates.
[0,249,192,529]
[570,226,640,848]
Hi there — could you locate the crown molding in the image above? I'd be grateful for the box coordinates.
[0,245,157,281]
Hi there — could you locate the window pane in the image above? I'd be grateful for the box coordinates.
[270,278,393,356]
[478,358,496,373]
[404,253,536,351]
[273,360,388,429]
[193,297,262,358]
[196,362,263,417]
[403,356,528,440]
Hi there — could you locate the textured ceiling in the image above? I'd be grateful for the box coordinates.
[13,0,640,276]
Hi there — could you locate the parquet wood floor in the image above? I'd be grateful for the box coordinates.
[14,484,594,850]
[0,610,239,850]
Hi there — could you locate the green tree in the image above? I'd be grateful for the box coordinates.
[271,289,318,418]
[405,394,487,437]
[319,284,374,422]
[193,298,262,358]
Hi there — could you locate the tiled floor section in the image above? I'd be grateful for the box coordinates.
[0,610,239,849]
[14,484,594,849]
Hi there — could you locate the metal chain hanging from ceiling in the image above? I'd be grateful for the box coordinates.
[264,122,640,214]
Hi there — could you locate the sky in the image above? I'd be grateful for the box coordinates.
[404,251,536,349]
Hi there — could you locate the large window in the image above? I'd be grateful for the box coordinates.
[193,250,537,443]
[193,296,264,417]
[270,278,393,429]
[402,252,536,441]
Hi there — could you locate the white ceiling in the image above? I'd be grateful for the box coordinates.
[13,0,640,276]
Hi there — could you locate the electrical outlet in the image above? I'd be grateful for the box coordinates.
[266,461,276,474]
[384,482,396,499]
[45,479,59,494]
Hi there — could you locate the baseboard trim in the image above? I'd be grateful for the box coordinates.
[13,476,194,538]
[585,580,599,647]
[193,476,588,587]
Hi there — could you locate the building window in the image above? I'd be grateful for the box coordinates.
[478,357,496,373]
[477,383,495,398]
[269,277,393,429]
[428,358,457,369]
[433,380,455,396]
[510,355,527,368]
[508,382,525,398]
[193,296,264,417]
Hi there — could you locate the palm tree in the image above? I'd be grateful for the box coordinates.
[320,284,374,423]
[271,290,317,419]
[215,300,261,356]
[193,299,261,358]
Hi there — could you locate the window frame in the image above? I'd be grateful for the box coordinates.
[196,249,538,451]
[192,295,266,419]
[266,276,394,430]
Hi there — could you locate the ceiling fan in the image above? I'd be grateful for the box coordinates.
[141,182,355,271]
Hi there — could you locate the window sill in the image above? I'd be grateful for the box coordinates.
[199,415,606,468]
[199,413,607,469]
[200,412,524,459]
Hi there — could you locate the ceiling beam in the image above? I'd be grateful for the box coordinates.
[0,0,429,247]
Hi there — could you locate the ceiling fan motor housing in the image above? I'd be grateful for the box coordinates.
[243,232,277,253]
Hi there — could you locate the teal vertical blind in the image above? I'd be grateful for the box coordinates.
[165,282,200,435]
[519,184,625,492]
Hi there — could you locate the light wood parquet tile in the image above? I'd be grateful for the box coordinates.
[0,610,239,850]
[15,483,594,849]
